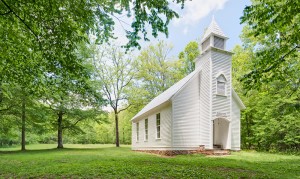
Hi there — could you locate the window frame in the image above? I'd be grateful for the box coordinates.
[156,113,161,139]
[144,118,148,141]
[216,74,227,96]
[136,122,139,142]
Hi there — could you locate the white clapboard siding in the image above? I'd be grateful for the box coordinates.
[231,97,241,150]
[132,105,172,150]
[195,50,211,69]
[132,121,136,146]
[172,73,200,147]
[199,59,212,148]
[211,49,232,120]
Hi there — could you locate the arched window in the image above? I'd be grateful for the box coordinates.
[217,74,226,95]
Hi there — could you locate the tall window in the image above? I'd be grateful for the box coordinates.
[217,74,226,95]
[145,119,148,141]
[156,113,161,139]
[136,122,139,141]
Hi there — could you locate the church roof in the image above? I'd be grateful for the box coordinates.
[131,67,201,121]
[201,17,228,43]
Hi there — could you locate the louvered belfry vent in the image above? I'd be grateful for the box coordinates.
[214,36,225,49]
[200,17,228,53]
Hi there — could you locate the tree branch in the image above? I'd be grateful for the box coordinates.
[242,44,299,79]
[118,104,131,113]
[62,119,82,129]
[0,0,39,39]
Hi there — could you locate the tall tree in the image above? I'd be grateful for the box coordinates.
[92,45,134,147]
[0,83,45,150]
[44,87,103,149]
[129,41,183,112]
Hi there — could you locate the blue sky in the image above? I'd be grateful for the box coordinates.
[114,0,251,58]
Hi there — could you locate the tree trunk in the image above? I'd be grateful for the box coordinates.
[115,110,120,147]
[57,111,63,149]
[21,95,26,151]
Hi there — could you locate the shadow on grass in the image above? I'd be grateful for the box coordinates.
[0,146,129,155]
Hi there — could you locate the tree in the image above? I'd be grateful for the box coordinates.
[0,83,52,150]
[0,0,188,85]
[129,41,183,112]
[43,87,103,148]
[92,45,134,147]
[178,41,200,75]
[240,0,300,89]
[231,44,300,152]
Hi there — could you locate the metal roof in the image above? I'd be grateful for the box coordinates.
[131,68,201,121]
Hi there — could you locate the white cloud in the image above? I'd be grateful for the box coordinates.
[183,27,189,35]
[173,0,228,26]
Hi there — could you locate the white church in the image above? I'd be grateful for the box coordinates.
[131,18,245,154]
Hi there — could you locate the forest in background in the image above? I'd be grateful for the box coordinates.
[0,0,299,153]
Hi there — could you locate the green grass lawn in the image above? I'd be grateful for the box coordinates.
[0,144,299,178]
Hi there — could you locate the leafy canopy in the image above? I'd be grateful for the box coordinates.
[240,0,300,89]
[0,0,187,89]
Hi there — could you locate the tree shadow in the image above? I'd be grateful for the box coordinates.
[0,146,127,155]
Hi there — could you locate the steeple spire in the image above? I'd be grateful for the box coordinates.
[200,17,228,53]
[201,17,228,43]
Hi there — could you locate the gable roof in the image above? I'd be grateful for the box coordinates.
[201,17,228,43]
[131,68,201,121]
[232,89,246,110]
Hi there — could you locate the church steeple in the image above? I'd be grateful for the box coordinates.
[200,17,228,53]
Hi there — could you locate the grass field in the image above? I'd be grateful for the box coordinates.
[0,144,299,178]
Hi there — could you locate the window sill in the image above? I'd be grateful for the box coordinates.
[144,140,148,142]
[156,138,162,140]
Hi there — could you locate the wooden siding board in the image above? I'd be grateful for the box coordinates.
[211,50,232,149]
[172,74,200,147]
[199,58,211,148]
[231,98,241,150]
[211,51,231,121]
[132,105,172,150]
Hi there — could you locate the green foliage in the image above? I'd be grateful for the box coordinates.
[0,0,187,85]
[240,0,300,89]
[129,41,183,112]
[91,44,134,112]
[90,43,135,146]
[178,41,200,75]
[232,45,300,152]
[0,145,299,178]
[232,1,300,152]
